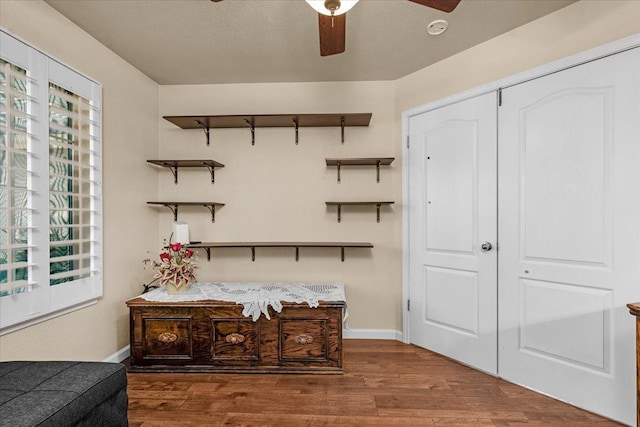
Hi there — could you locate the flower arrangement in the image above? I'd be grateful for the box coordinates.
[143,242,197,292]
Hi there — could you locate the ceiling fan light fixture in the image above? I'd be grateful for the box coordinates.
[306,0,359,16]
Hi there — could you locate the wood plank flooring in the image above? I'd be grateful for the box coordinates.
[127,339,622,426]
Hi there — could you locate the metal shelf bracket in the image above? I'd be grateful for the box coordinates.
[197,247,211,261]
[166,165,179,184]
[292,118,299,145]
[195,120,211,146]
[204,204,217,223]
[245,119,255,145]
[203,162,216,183]
[167,204,179,221]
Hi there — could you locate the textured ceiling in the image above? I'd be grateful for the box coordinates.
[44,0,576,85]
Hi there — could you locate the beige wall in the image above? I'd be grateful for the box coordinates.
[159,82,402,331]
[395,0,640,112]
[1,0,638,359]
[0,1,159,360]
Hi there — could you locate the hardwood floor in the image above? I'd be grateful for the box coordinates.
[127,339,622,426]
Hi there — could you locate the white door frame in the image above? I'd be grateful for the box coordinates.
[401,33,640,344]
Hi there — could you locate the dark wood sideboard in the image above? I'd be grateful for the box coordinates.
[628,302,640,427]
[126,297,344,374]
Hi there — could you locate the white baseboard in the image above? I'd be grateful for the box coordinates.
[344,328,403,341]
[104,345,130,363]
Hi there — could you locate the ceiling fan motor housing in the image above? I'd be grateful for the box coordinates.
[324,0,341,14]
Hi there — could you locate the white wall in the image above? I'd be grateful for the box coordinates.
[0,0,159,361]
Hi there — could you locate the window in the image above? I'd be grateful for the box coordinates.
[0,31,102,333]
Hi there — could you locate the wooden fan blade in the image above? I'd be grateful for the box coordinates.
[408,0,461,13]
[318,13,346,56]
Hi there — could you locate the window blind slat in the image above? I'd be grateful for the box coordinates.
[48,156,97,171]
[49,252,95,263]
[49,267,95,281]
[0,281,33,297]
[0,244,36,251]
[0,261,35,270]
[50,239,96,248]
[50,223,97,230]
[48,121,88,137]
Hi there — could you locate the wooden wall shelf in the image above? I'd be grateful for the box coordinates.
[147,160,224,184]
[325,157,394,183]
[186,241,374,262]
[147,202,225,222]
[326,201,395,223]
[163,113,372,146]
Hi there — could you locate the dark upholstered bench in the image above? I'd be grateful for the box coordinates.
[0,361,128,427]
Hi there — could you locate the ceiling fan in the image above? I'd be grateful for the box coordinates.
[307,0,460,56]
[211,0,461,57]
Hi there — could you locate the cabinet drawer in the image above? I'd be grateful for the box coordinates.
[142,317,193,361]
[279,318,329,362]
[211,317,260,361]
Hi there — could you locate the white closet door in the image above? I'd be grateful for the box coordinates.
[498,47,640,425]
[409,92,498,374]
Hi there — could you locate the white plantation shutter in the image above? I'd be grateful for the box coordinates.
[48,83,100,286]
[0,31,102,332]
[0,59,35,297]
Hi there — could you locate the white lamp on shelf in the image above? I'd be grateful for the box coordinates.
[173,221,190,245]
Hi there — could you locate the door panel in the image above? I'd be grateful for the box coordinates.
[424,267,479,335]
[519,279,611,371]
[409,92,497,375]
[521,88,611,265]
[498,47,640,425]
[425,120,476,253]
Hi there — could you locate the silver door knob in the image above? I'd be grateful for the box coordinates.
[481,242,493,252]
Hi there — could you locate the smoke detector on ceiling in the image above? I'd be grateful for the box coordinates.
[427,19,448,36]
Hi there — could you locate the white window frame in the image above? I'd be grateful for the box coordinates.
[0,30,103,334]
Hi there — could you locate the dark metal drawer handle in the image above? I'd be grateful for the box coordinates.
[225,333,245,344]
[157,332,178,343]
[294,334,314,345]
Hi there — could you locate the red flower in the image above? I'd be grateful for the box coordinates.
[159,252,171,262]
[170,242,182,252]
[185,249,193,258]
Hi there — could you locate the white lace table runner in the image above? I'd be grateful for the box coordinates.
[139,282,347,321]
